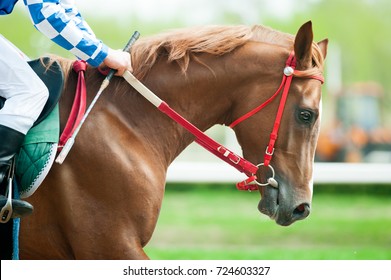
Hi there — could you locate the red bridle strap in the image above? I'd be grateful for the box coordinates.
[229,52,323,169]
[229,74,288,129]
[264,53,296,166]
[229,53,296,130]
[230,52,324,189]
[158,102,258,176]
[228,53,296,169]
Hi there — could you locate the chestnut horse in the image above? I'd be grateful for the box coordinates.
[19,21,327,259]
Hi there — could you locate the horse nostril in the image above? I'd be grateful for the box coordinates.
[293,203,310,219]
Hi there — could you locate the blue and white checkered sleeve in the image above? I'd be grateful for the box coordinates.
[23,0,108,67]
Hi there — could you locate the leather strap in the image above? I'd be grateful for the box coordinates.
[58,60,87,150]
[158,102,258,177]
[229,52,324,189]
[264,53,296,167]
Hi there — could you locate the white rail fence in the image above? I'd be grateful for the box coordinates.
[167,162,391,184]
[166,127,391,184]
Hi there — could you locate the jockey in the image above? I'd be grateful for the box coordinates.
[0,0,133,219]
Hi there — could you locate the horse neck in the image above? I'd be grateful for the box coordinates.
[118,61,231,165]
[131,44,274,165]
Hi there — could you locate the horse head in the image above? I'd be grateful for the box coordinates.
[230,21,328,226]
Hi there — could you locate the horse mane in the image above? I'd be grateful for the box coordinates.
[131,24,325,79]
[48,24,324,83]
[131,25,251,79]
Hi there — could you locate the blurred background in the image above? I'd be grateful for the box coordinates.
[1,0,390,259]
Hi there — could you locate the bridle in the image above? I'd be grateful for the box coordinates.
[121,51,324,192]
[233,51,324,190]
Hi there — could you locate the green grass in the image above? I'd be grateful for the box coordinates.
[145,184,391,260]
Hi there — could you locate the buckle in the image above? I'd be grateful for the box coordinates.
[236,176,259,192]
[218,146,240,165]
[265,146,275,156]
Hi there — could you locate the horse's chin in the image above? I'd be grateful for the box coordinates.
[257,186,282,224]
[257,185,311,226]
[258,198,295,227]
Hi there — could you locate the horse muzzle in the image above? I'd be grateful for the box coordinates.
[257,181,311,226]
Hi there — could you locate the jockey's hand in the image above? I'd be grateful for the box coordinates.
[100,48,133,76]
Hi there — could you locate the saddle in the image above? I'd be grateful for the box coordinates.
[0,57,89,260]
[0,57,64,198]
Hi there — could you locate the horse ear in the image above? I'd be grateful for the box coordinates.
[294,21,313,65]
[317,38,329,59]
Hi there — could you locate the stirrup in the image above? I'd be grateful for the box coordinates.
[0,159,15,223]
[0,194,34,223]
[0,176,13,223]
[0,159,33,223]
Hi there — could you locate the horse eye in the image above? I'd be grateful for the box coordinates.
[298,110,314,124]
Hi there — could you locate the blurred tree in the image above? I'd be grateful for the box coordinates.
[263,0,391,122]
